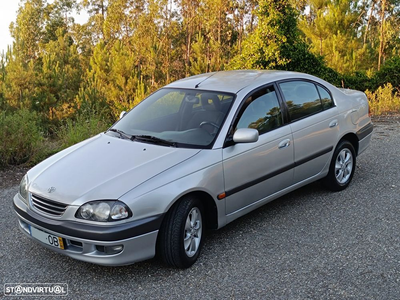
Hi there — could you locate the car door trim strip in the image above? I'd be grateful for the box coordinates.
[294,146,333,167]
[225,146,333,197]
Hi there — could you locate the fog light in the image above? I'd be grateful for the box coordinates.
[96,245,124,255]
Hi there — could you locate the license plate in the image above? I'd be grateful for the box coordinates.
[29,225,65,250]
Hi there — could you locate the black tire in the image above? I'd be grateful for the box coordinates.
[323,140,356,191]
[159,196,204,268]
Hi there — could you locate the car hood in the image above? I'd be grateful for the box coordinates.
[28,133,200,205]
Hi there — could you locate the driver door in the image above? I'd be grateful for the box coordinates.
[222,85,294,216]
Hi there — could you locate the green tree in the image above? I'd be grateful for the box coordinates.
[299,0,364,73]
[36,29,83,123]
[77,40,140,119]
[230,0,299,69]
[81,0,108,41]
[230,0,340,84]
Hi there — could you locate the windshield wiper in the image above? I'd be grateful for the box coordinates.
[131,135,177,147]
[107,128,132,140]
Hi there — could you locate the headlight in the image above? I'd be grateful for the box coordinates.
[76,201,132,222]
[19,174,29,204]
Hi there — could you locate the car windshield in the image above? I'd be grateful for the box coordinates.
[109,88,235,148]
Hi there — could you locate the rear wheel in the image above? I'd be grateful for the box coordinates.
[323,140,356,191]
[159,195,204,268]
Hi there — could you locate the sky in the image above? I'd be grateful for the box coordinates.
[0,1,88,55]
[0,1,20,54]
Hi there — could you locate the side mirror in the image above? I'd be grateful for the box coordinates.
[119,111,127,119]
[233,128,259,143]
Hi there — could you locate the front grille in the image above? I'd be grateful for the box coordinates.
[31,194,68,216]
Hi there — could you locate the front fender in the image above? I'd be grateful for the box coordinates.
[119,149,226,229]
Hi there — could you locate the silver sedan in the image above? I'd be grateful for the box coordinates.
[13,70,373,268]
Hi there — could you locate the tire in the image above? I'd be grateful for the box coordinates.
[323,140,356,191]
[159,196,204,268]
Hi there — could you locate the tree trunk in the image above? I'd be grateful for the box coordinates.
[319,37,323,56]
[378,0,386,70]
[363,0,376,46]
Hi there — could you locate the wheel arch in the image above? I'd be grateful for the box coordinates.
[187,191,218,230]
[179,191,218,230]
[163,190,219,230]
[338,132,359,155]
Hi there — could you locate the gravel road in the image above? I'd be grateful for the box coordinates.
[1,119,400,299]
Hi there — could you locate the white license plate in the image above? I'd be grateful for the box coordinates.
[29,225,65,250]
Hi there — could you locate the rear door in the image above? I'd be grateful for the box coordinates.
[222,85,294,216]
[277,80,339,183]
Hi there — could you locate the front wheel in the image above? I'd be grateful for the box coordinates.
[323,140,356,191]
[159,196,204,268]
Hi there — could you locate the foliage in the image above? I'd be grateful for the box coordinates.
[230,0,299,69]
[280,43,341,86]
[56,113,110,149]
[0,109,43,167]
[372,57,400,90]
[0,0,400,167]
[299,0,400,73]
[366,83,400,115]
[342,72,373,91]
[229,0,341,85]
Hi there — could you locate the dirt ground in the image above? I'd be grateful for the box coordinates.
[0,166,29,190]
[1,115,399,190]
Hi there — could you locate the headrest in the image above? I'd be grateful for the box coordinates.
[201,93,221,111]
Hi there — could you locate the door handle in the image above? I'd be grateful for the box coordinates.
[278,139,291,149]
[329,120,338,128]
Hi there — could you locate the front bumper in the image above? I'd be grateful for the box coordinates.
[13,194,163,266]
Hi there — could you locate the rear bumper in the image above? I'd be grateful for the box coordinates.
[13,194,161,266]
[357,122,373,155]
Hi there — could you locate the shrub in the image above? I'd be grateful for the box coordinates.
[341,72,373,91]
[57,114,111,149]
[372,57,400,90]
[365,83,400,115]
[0,109,43,167]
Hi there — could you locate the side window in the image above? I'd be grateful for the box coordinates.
[279,81,323,121]
[236,87,282,135]
[317,85,334,110]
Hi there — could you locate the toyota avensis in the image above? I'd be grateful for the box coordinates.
[13,70,373,268]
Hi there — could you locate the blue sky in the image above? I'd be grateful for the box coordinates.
[0,1,88,55]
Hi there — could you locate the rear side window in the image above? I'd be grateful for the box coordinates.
[279,81,323,121]
[317,86,334,110]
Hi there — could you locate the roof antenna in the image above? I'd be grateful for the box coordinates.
[195,72,218,88]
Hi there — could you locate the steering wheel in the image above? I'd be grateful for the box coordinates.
[199,121,220,130]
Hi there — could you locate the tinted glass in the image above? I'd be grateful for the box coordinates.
[111,88,235,148]
[317,85,334,110]
[134,91,184,123]
[236,87,282,135]
[279,81,323,121]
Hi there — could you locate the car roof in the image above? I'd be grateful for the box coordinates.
[165,70,321,94]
